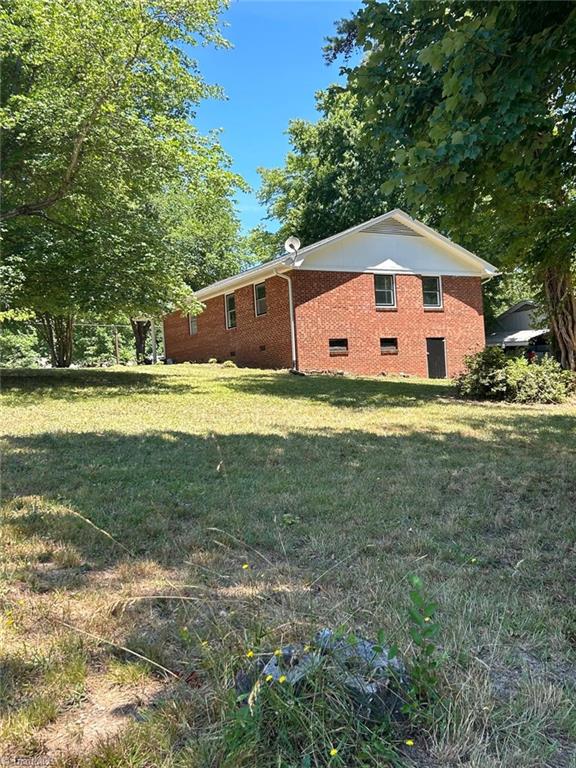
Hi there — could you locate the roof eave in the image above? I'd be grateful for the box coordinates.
[195,258,291,301]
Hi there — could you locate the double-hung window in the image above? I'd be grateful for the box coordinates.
[422,276,442,308]
[374,275,396,308]
[189,315,198,335]
[225,293,237,329]
[254,282,267,316]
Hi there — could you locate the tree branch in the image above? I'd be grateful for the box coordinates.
[1,21,155,222]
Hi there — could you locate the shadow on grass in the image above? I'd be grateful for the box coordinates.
[219,371,455,409]
[3,413,574,582]
[1,368,198,402]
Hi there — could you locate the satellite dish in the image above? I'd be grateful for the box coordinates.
[284,235,301,254]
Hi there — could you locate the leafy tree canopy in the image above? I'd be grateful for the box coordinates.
[1,0,247,364]
[327,0,576,367]
[254,89,405,256]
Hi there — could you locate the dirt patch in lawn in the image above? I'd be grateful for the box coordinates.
[37,675,167,760]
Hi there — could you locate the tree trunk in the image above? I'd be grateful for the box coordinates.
[130,319,151,363]
[37,313,74,367]
[543,267,576,371]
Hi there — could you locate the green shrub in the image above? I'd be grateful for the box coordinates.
[454,347,509,400]
[0,324,41,367]
[456,348,574,404]
[222,359,237,368]
[504,355,574,404]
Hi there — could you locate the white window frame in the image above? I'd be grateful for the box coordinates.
[253,281,267,316]
[422,275,443,309]
[374,274,396,308]
[225,292,237,329]
[189,315,198,335]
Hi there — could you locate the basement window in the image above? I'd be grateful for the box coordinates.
[189,315,198,335]
[380,337,398,355]
[374,274,396,308]
[225,293,237,329]
[329,338,348,356]
[254,282,267,316]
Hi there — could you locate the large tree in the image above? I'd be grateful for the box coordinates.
[327,0,576,368]
[3,148,244,365]
[1,0,245,366]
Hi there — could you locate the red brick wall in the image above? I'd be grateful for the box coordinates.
[291,271,485,377]
[164,270,485,377]
[163,275,292,368]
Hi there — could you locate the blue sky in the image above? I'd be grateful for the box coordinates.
[192,0,362,233]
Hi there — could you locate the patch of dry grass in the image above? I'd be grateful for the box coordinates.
[1,365,575,766]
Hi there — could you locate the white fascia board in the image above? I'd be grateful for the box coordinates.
[387,211,499,276]
[194,208,498,302]
[295,265,488,277]
[195,257,291,301]
[289,210,403,266]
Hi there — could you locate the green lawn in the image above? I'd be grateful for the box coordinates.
[1,365,575,767]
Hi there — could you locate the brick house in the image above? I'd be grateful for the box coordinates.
[163,209,498,378]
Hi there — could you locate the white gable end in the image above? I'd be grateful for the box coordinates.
[296,230,487,277]
[195,209,497,301]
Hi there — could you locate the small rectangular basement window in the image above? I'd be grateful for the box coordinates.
[329,338,348,356]
[189,315,198,335]
[380,337,398,355]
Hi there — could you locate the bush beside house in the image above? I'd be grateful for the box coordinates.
[456,348,574,404]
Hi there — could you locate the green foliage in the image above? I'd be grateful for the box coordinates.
[456,348,574,403]
[73,324,136,367]
[1,0,227,223]
[0,322,40,367]
[218,578,445,766]
[0,318,143,367]
[222,673,402,768]
[329,0,576,368]
[254,90,405,253]
[504,356,574,404]
[404,575,441,709]
[1,0,245,344]
[455,347,510,400]
[483,270,536,331]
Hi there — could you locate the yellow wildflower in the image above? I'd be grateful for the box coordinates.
[242,563,250,570]
[266,674,274,682]
[329,747,338,757]
[278,675,287,683]
[246,650,254,658]
[304,644,312,652]
[471,557,477,563]
[424,617,431,623]
[274,648,282,656]
[405,739,414,747]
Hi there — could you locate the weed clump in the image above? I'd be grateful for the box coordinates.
[215,576,441,767]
